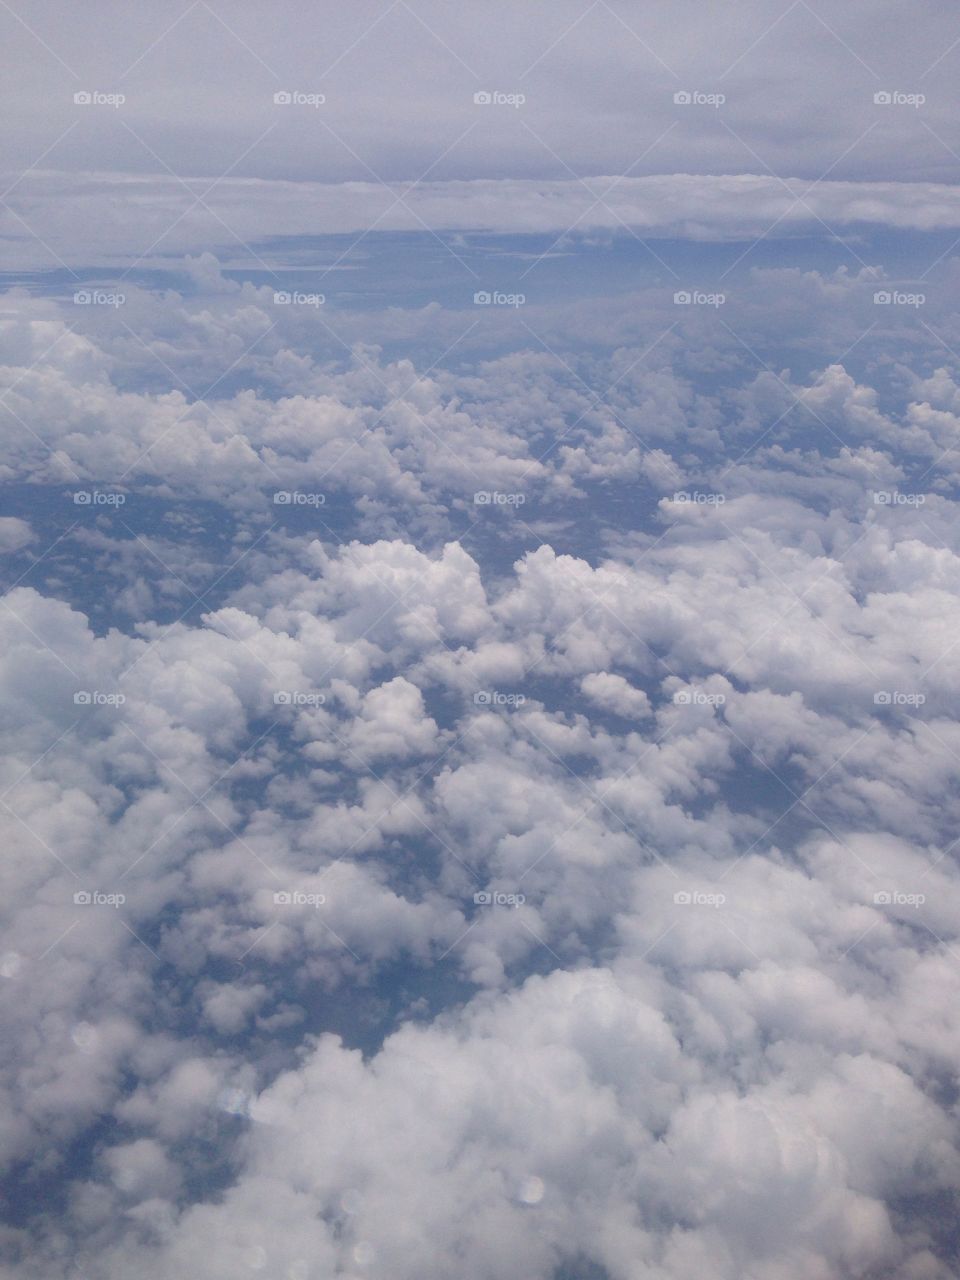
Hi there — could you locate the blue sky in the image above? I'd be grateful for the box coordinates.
[3,4,960,1279]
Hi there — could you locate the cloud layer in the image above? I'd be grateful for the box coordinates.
[2,251,960,1277]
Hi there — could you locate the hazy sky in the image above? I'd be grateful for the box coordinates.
[4,0,959,182]
[3,0,960,269]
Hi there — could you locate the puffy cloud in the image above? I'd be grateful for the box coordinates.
[0,518,33,552]
[4,223,960,1280]
[345,677,439,763]
[580,671,652,720]
[50,954,960,1280]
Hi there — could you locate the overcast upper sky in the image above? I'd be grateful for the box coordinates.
[2,0,958,180]
[4,0,960,276]
[3,0,960,267]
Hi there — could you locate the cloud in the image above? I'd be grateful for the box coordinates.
[8,173,960,268]
[0,517,33,552]
[580,671,652,720]
[4,195,960,1277]
[59,949,960,1279]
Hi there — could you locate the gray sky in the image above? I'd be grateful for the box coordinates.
[2,0,959,187]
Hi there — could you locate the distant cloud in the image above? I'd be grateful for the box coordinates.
[7,172,960,268]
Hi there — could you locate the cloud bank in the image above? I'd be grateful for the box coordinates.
[2,257,960,1277]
